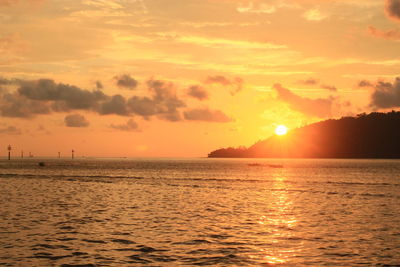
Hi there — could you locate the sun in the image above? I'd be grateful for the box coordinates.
[275,125,288,136]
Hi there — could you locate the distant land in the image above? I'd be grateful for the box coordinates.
[208,111,400,158]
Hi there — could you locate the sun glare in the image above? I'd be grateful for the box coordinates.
[275,125,288,136]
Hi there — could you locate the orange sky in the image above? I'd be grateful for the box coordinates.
[0,0,400,157]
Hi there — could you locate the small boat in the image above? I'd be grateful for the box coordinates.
[38,162,45,167]
[248,163,263,167]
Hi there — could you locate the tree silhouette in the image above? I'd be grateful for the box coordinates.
[208,111,400,158]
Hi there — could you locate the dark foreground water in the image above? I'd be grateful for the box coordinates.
[0,158,399,266]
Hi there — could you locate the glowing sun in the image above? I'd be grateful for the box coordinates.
[275,125,288,136]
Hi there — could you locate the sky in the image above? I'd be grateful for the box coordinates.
[0,0,400,157]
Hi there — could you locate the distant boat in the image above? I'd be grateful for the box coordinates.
[38,162,45,167]
[248,163,262,167]
[267,164,283,168]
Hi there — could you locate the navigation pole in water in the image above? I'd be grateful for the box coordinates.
[7,145,11,160]
[72,149,74,159]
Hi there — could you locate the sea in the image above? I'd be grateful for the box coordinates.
[0,158,399,266]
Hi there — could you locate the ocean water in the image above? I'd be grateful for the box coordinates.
[0,158,399,266]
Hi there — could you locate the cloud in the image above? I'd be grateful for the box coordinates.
[0,93,51,118]
[298,78,319,85]
[368,26,400,41]
[237,2,277,14]
[99,94,128,115]
[110,119,139,131]
[187,85,208,100]
[369,1,400,41]
[0,77,23,86]
[0,78,13,85]
[205,75,231,86]
[175,34,286,50]
[321,84,337,92]
[127,96,158,117]
[1,78,121,118]
[64,114,90,127]
[0,125,21,135]
[385,0,400,22]
[358,80,374,88]
[273,83,333,117]
[370,77,400,109]
[96,81,103,89]
[0,0,44,6]
[236,1,298,14]
[302,8,328,21]
[0,77,195,123]
[105,78,187,121]
[205,75,243,95]
[148,79,181,103]
[184,108,232,122]
[158,110,182,122]
[18,79,107,111]
[298,78,337,91]
[124,79,185,121]
[114,74,138,90]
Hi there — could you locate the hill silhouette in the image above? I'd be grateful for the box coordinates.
[208,111,400,158]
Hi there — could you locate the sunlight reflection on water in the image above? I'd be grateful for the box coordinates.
[253,169,302,265]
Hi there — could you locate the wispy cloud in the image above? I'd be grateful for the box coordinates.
[163,33,286,50]
[302,8,328,21]
[298,78,337,92]
[369,26,400,41]
[273,83,334,117]
[205,75,243,96]
[0,125,21,135]
[237,2,276,14]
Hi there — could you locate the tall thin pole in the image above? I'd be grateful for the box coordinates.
[7,145,11,160]
[21,150,23,158]
[72,149,74,159]
[58,152,61,158]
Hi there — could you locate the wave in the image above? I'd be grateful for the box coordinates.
[0,173,399,188]
[0,173,144,180]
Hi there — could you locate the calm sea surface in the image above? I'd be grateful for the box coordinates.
[0,158,399,266]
